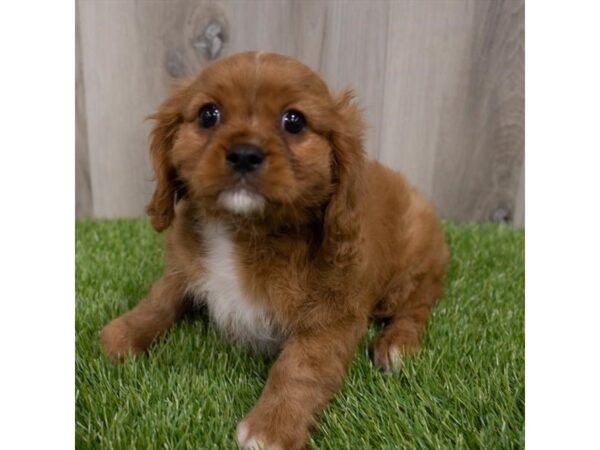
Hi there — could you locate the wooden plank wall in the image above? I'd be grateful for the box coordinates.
[76,0,524,226]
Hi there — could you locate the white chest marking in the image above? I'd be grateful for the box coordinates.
[189,221,283,355]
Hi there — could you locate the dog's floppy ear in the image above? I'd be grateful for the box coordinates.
[145,81,190,232]
[321,89,367,265]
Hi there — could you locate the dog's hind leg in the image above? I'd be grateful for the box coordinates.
[369,272,444,372]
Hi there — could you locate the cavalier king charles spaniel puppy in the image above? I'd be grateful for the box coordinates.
[101,51,449,449]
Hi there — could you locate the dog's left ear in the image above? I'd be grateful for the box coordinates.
[321,89,367,265]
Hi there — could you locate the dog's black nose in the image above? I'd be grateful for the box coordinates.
[226,144,265,174]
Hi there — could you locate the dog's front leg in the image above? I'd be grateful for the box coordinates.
[237,315,367,450]
[100,272,187,360]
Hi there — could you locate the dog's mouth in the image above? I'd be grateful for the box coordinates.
[217,186,266,216]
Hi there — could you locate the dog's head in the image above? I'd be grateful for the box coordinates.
[147,51,365,242]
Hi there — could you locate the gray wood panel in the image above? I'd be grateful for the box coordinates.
[430,0,525,224]
[78,0,187,217]
[75,3,92,218]
[76,0,524,226]
[514,162,525,228]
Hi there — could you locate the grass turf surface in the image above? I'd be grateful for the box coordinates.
[76,219,524,449]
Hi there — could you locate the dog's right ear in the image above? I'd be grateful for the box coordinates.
[145,81,190,232]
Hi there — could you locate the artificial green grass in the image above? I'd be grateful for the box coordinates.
[76,219,524,449]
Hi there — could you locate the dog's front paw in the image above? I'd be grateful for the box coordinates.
[99,317,140,361]
[236,420,271,450]
[236,408,307,450]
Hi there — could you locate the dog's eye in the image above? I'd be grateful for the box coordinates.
[281,110,306,134]
[198,103,221,128]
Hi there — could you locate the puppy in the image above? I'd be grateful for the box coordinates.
[100,51,449,449]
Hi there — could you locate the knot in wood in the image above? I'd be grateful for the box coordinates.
[192,22,225,60]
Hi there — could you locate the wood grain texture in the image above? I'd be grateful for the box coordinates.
[76,0,524,225]
[430,0,525,224]
[380,0,476,201]
[380,0,524,224]
[78,0,155,218]
[317,0,390,158]
[514,162,525,227]
[75,4,92,217]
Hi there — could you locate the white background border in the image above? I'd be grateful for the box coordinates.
[0,1,74,448]
[527,1,600,448]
